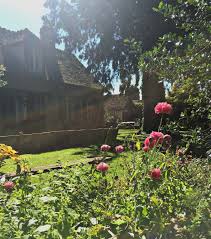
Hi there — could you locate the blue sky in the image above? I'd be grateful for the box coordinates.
[0,0,46,37]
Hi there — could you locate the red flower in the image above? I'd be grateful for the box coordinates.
[115,145,124,153]
[100,144,111,152]
[154,102,173,115]
[3,181,15,192]
[150,168,161,180]
[144,132,164,149]
[143,146,150,152]
[144,136,156,148]
[150,131,164,144]
[96,162,109,172]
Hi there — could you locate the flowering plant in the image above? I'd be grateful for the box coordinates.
[0,144,20,168]
[0,144,27,176]
[154,102,173,115]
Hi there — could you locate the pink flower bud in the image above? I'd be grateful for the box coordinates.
[150,168,161,180]
[96,162,109,172]
[100,144,111,152]
[3,181,15,192]
[115,145,124,153]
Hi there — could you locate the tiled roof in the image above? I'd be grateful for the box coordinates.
[0,27,34,46]
[104,95,132,110]
[0,26,102,90]
[57,49,102,89]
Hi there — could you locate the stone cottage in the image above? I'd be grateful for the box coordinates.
[104,95,142,126]
[0,27,104,136]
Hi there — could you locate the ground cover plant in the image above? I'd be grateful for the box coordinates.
[0,102,210,239]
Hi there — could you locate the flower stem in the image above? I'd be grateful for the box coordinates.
[158,114,163,132]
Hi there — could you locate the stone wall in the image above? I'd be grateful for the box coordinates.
[0,128,118,154]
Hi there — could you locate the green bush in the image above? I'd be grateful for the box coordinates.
[140,0,211,132]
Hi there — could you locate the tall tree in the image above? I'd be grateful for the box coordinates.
[43,0,175,130]
[119,81,140,100]
[140,0,211,129]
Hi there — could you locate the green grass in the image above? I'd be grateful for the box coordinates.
[0,147,100,174]
[117,128,146,142]
[117,129,137,141]
[0,129,146,174]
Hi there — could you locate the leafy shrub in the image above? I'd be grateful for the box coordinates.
[162,121,211,157]
[140,0,211,132]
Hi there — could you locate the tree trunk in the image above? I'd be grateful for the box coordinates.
[142,71,165,132]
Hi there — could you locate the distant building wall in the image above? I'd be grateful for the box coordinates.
[0,128,118,154]
[104,95,139,125]
[0,89,104,136]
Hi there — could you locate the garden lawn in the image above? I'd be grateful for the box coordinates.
[1,129,147,174]
[0,147,101,174]
[117,129,137,141]
[30,151,130,184]
[117,129,146,142]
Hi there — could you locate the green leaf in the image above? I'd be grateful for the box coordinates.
[112,218,127,225]
[136,141,141,151]
[90,218,98,225]
[142,207,148,217]
[35,225,51,233]
[150,196,159,205]
[28,218,37,227]
[40,196,57,203]
[158,1,164,9]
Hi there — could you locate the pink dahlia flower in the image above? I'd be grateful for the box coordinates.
[96,162,109,172]
[115,145,124,153]
[150,131,164,144]
[154,102,173,115]
[100,144,111,152]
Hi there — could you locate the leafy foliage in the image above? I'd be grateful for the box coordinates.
[140,0,211,129]
[120,83,140,100]
[43,0,175,92]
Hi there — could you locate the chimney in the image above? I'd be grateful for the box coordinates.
[40,25,60,81]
